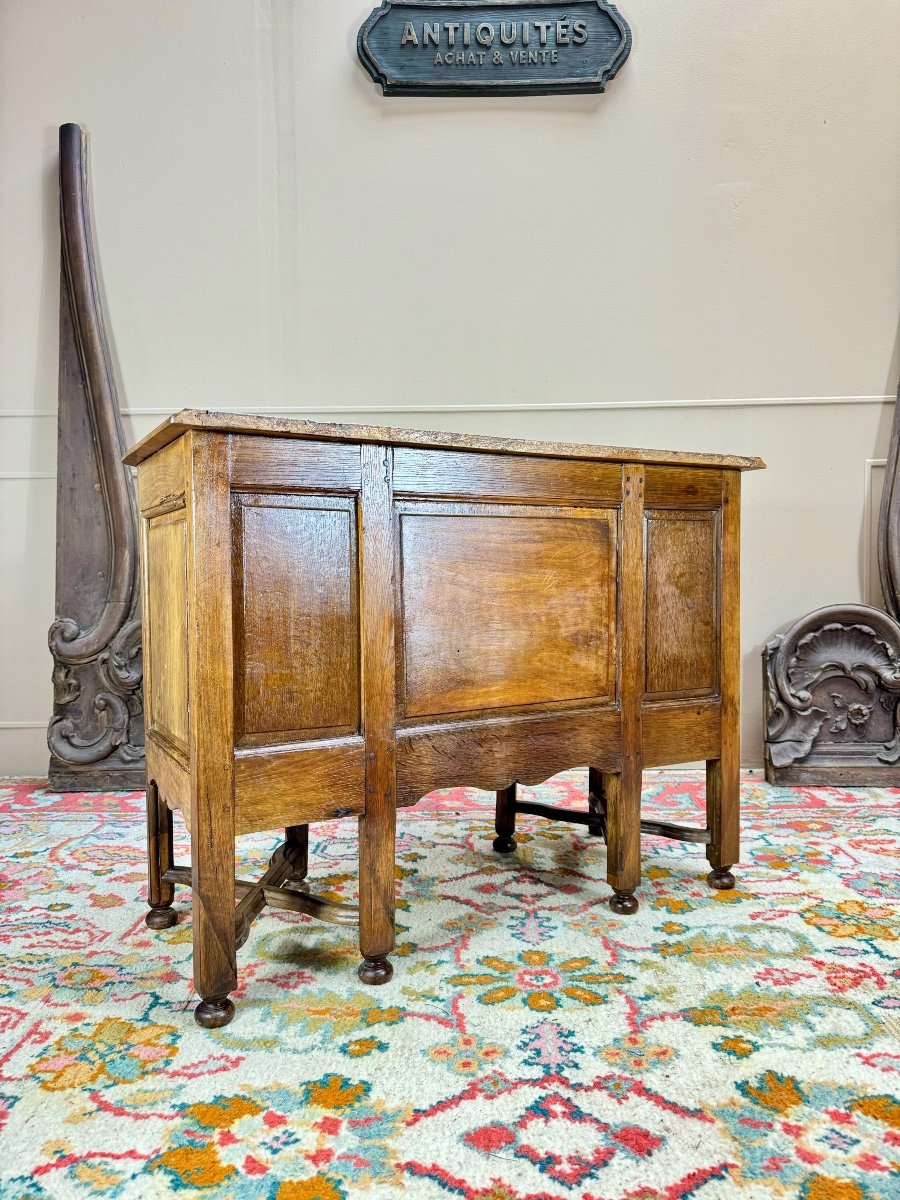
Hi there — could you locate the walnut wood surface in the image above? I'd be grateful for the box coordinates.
[146,736,190,828]
[707,471,741,874]
[641,700,721,768]
[125,408,765,471]
[185,432,237,1019]
[231,435,362,493]
[145,513,189,751]
[393,448,623,505]
[604,466,645,908]
[398,504,616,719]
[132,419,756,1021]
[233,495,359,741]
[138,436,187,517]
[643,466,724,509]
[644,512,719,699]
[358,444,398,975]
[233,740,366,833]
[396,707,622,807]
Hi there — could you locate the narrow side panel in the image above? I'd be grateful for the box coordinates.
[145,512,189,752]
[234,495,360,743]
[645,511,720,700]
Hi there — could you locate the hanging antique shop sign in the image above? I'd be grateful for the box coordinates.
[357,1,632,96]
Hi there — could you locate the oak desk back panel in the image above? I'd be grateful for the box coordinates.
[127,410,763,1026]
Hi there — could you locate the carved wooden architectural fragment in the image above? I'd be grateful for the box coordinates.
[764,384,900,785]
[47,124,144,791]
[763,605,900,785]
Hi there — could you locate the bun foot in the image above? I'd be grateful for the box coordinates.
[194,997,235,1029]
[492,835,517,854]
[609,890,639,915]
[707,867,735,890]
[145,905,177,930]
[358,956,393,985]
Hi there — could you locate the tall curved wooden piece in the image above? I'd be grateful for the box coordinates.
[878,383,900,620]
[47,124,144,791]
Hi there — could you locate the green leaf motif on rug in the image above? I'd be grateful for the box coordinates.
[682,986,882,1048]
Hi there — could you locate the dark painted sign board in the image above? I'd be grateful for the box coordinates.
[358,1,631,96]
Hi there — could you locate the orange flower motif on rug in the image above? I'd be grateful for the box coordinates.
[448,950,632,1011]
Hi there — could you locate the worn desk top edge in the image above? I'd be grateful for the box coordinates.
[123,408,766,471]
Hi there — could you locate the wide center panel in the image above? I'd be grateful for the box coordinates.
[396,501,618,720]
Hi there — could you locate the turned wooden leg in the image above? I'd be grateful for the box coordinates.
[493,784,517,853]
[605,767,641,915]
[284,824,309,890]
[706,758,738,890]
[358,792,396,986]
[587,768,607,840]
[145,781,177,930]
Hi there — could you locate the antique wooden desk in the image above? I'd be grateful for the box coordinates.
[125,411,763,1027]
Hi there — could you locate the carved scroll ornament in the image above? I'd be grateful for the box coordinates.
[763,605,900,783]
[47,124,144,790]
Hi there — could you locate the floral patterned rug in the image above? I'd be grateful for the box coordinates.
[0,771,898,1200]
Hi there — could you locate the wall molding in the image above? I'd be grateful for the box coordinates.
[0,394,895,419]
[0,722,48,729]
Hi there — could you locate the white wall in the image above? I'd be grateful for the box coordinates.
[2,0,899,775]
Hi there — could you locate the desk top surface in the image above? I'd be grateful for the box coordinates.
[124,408,766,471]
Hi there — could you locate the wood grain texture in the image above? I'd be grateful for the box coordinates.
[145,779,174,911]
[604,465,645,899]
[642,700,721,768]
[231,435,361,493]
[358,444,398,965]
[398,505,616,719]
[645,512,719,700]
[233,740,366,833]
[393,448,622,505]
[494,784,517,851]
[138,435,187,517]
[145,513,189,750]
[707,471,741,871]
[146,734,191,829]
[644,466,723,510]
[234,495,359,742]
[186,431,237,1006]
[125,408,766,472]
[48,123,144,791]
[133,418,759,1016]
[396,707,621,807]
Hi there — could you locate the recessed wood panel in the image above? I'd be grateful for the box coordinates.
[235,496,359,740]
[645,511,719,699]
[399,504,616,719]
[393,448,622,506]
[146,515,189,750]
